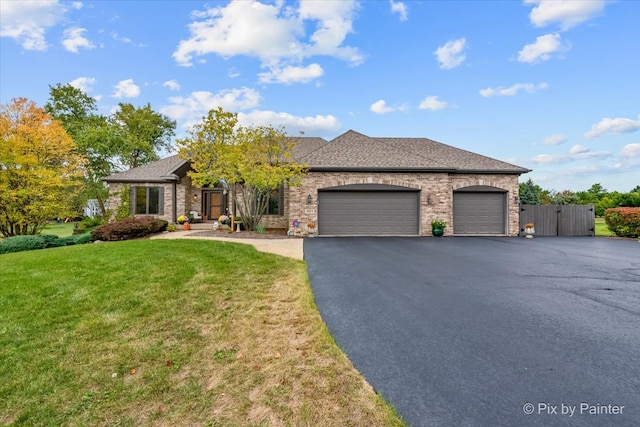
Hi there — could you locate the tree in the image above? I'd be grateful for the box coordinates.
[577,182,607,204]
[0,98,84,236]
[519,178,541,204]
[176,107,306,231]
[45,84,122,217]
[110,103,176,169]
[631,185,640,193]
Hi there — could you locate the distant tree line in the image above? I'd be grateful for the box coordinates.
[519,179,640,216]
[1,84,176,237]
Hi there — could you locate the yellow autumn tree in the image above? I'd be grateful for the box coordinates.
[177,107,306,231]
[0,98,85,236]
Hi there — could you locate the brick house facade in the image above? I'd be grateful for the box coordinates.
[103,130,529,237]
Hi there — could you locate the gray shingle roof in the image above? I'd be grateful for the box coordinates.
[103,155,188,182]
[296,130,530,174]
[103,130,529,182]
[289,136,328,159]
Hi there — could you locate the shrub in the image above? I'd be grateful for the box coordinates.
[91,216,168,241]
[604,207,640,238]
[0,233,92,255]
[77,216,105,233]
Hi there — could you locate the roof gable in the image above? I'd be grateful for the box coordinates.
[298,130,529,174]
[103,130,529,183]
[103,155,189,182]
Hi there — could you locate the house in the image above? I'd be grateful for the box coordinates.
[103,130,530,236]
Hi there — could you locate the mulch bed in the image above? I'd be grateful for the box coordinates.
[191,228,291,240]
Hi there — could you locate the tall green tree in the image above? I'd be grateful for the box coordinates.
[45,84,121,216]
[176,107,306,231]
[0,98,84,236]
[111,103,176,169]
[519,178,542,204]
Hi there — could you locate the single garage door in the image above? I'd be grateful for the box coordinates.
[453,192,505,234]
[318,190,419,236]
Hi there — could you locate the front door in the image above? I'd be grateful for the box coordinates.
[203,190,225,220]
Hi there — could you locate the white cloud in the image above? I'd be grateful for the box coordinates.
[531,145,610,164]
[479,82,548,97]
[172,0,361,84]
[390,1,408,22]
[0,0,66,51]
[433,38,466,69]
[163,80,181,91]
[69,77,96,93]
[161,86,339,136]
[238,110,341,135]
[112,79,140,98]
[370,100,395,114]
[61,27,94,53]
[228,68,240,78]
[419,96,449,111]
[525,0,606,30]
[621,143,640,158]
[258,63,324,84]
[537,134,567,146]
[584,114,640,139]
[160,87,261,123]
[569,144,588,154]
[518,33,568,63]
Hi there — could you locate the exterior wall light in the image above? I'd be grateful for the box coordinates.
[307,194,312,204]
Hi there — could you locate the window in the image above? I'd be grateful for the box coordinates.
[262,186,284,215]
[133,187,163,215]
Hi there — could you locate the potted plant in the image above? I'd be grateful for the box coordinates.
[523,222,535,238]
[177,215,190,230]
[308,222,316,237]
[218,215,230,229]
[431,219,446,237]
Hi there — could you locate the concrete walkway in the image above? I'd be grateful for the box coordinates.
[151,230,304,260]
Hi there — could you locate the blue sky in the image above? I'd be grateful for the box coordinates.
[1,0,639,192]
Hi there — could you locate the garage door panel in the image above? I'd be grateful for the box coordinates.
[453,192,505,234]
[319,191,419,236]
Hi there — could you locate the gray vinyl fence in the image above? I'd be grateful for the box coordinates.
[519,204,595,237]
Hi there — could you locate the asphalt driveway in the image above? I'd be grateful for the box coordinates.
[304,237,640,427]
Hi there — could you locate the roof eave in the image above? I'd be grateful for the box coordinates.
[102,177,177,183]
[455,168,532,175]
[308,166,457,173]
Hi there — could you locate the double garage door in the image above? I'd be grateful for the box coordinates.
[318,190,419,236]
[317,188,506,236]
[453,192,506,234]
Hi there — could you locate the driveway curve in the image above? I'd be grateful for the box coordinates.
[304,237,640,427]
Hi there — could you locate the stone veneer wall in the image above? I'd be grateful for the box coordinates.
[287,171,521,236]
[107,180,189,223]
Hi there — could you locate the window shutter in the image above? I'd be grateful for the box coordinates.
[159,187,164,215]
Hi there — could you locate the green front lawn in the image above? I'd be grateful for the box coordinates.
[0,240,404,426]
[42,221,75,237]
[595,217,614,237]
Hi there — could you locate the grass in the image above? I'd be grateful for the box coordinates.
[0,239,405,426]
[595,217,615,237]
[42,221,75,237]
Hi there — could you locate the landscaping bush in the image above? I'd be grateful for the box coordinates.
[0,233,93,254]
[604,207,640,238]
[76,216,105,233]
[91,216,168,241]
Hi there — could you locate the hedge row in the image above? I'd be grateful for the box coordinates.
[91,216,168,241]
[0,233,92,255]
[604,207,640,238]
